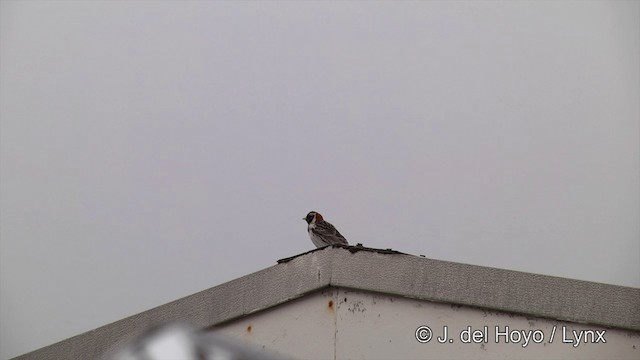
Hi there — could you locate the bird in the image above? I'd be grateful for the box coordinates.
[303,211,348,248]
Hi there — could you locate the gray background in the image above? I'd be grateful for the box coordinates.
[1,1,638,359]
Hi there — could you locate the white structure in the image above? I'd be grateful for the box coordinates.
[15,245,640,359]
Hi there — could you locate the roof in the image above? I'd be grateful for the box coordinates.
[15,245,640,359]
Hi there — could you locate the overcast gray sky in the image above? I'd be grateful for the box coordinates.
[1,1,638,358]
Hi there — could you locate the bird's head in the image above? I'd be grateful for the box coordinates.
[303,211,323,224]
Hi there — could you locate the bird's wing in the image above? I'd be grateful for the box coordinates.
[312,221,348,245]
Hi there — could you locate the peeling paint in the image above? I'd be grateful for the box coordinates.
[347,301,366,314]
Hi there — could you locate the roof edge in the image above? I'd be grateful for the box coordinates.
[13,245,640,359]
[325,246,640,331]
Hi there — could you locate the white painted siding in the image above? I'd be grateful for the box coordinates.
[214,288,640,360]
